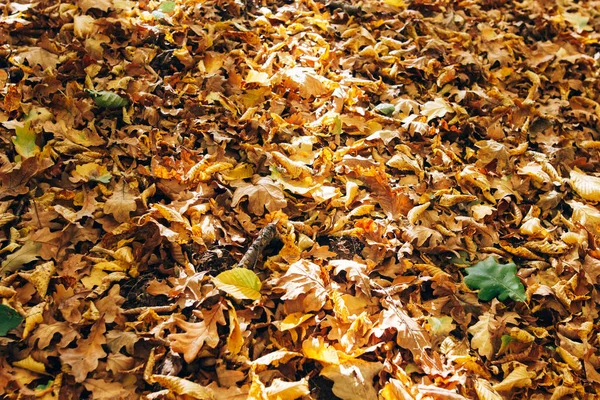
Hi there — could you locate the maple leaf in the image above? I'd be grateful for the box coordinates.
[103,179,138,222]
[420,98,455,122]
[360,167,413,220]
[280,67,331,98]
[464,257,526,302]
[14,47,60,70]
[169,303,226,363]
[330,259,371,297]
[0,157,40,200]
[59,318,107,382]
[276,260,329,312]
[231,175,287,216]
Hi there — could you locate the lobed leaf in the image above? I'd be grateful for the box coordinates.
[464,257,526,302]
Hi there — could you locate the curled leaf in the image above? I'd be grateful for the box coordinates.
[84,89,129,109]
[375,103,395,116]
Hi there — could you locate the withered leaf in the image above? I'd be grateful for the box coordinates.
[59,318,107,382]
[168,303,226,363]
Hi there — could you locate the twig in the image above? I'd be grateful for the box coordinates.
[122,304,177,315]
[237,222,278,269]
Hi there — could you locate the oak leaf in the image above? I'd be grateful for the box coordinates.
[464,257,526,302]
[59,318,107,382]
[83,379,134,400]
[276,260,329,312]
[468,312,496,359]
[320,359,383,400]
[169,303,226,363]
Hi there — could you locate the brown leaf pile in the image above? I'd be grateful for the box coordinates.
[1,0,600,398]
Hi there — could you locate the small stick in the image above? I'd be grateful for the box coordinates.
[237,222,278,269]
[122,304,177,315]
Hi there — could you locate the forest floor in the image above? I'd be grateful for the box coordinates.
[1,0,600,399]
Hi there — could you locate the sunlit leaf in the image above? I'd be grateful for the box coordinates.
[213,268,262,300]
[159,1,176,12]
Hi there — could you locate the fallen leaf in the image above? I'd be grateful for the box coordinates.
[231,175,287,216]
[59,318,107,382]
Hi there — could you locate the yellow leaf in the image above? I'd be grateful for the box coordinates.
[468,312,495,359]
[474,378,502,400]
[23,303,45,339]
[492,363,536,392]
[19,261,55,298]
[252,350,302,367]
[384,0,406,7]
[278,312,314,331]
[213,268,262,301]
[70,163,112,183]
[302,337,339,364]
[246,70,270,85]
[81,266,108,289]
[264,378,310,400]
[152,374,215,400]
[227,304,243,355]
[13,355,48,375]
[570,168,600,202]
[221,163,254,181]
[12,121,40,159]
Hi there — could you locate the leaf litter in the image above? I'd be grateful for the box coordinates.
[1,0,600,398]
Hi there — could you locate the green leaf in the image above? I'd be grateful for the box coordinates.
[213,268,262,300]
[374,103,395,116]
[332,115,342,135]
[464,257,526,302]
[84,90,129,109]
[159,1,176,12]
[0,304,23,336]
[12,121,40,159]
